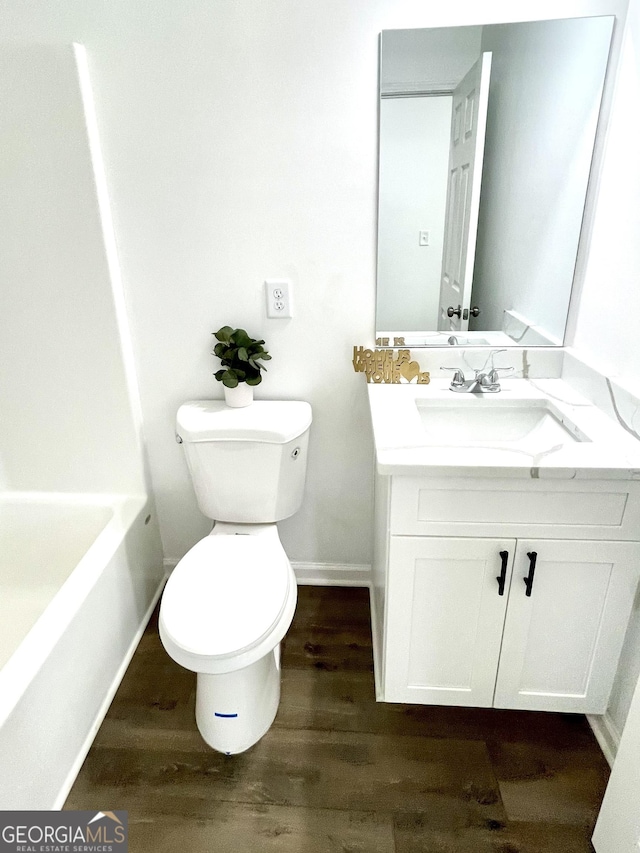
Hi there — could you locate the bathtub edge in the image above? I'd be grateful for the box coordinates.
[53,564,169,809]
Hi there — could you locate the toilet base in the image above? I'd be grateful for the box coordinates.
[195,645,281,754]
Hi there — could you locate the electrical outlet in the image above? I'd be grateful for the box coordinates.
[265,280,292,318]
[419,230,430,246]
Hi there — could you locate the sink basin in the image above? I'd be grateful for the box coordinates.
[415,399,590,452]
[368,379,640,477]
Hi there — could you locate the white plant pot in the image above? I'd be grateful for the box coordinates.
[223,383,254,408]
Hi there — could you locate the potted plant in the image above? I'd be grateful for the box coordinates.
[212,325,271,407]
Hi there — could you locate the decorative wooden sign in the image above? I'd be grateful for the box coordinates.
[352,346,430,384]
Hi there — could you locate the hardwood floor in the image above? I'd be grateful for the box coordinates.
[65,586,609,852]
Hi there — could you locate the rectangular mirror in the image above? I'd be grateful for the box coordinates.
[376,17,614,347]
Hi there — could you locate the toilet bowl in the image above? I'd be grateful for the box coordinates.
[159,399,312,754]
[160,523,297,754]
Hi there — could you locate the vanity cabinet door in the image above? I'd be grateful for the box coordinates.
[384,536,515,707]
[494,539,640,714]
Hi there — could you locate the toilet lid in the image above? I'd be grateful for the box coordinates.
[161,535,291,659]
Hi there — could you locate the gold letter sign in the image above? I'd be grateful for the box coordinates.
[352,347,430,384]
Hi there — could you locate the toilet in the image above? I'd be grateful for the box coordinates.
[159,399,312,754]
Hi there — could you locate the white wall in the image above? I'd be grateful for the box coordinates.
[0,0,628,568]
[473,17,613,339]
[571,3,640,383]
[380,26,481,93]
[568,0,640,736]
[377,96,451,331]
[0,45,144,495]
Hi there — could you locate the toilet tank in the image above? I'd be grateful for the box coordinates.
[176,400,312,523]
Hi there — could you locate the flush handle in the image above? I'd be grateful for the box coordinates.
[524,551,537,597]
[496,550,509,596]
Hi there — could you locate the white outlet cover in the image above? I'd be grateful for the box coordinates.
[265,279,292,318]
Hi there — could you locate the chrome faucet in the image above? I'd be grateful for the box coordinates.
[447,335,459,346]
[441,350,513,393]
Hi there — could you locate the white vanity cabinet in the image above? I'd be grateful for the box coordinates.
[372,475,640,715]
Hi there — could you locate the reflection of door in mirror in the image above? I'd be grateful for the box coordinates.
[438,52,491,334]
[376,19,614,347]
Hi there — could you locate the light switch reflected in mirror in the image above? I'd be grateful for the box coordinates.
[375,17,614,347]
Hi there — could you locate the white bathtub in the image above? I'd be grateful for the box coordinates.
[0,491,165,809]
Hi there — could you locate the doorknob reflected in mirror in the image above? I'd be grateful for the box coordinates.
[461,306,481,320]
[447,305,462,318]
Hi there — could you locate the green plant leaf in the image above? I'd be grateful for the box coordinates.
[214,325,234,343]
[248,357,268,371]
[246,375,262,386]
[232,328,253,348]
[221,370,239,388]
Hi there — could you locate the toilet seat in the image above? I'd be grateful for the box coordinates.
[159,532,296,675]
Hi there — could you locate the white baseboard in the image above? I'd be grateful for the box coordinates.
[292,561,372,587]
[165,557,372,588]
[587,712,621,768]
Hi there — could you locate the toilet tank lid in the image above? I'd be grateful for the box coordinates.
[177,400,312,443]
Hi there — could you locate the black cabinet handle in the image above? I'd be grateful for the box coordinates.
[496,551,508,596]
[447,305,462,318]
[524,551,537,597]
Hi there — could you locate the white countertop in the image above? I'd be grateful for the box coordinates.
[368,379,640,480]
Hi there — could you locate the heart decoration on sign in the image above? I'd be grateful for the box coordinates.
[399,360,420,382]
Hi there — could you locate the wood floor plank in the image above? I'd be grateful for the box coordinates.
[282,630,373,673]
[289,587,372,628]
[104,662,196,731]
[127,806,395,853]
[393,813,596,853]
[282,586,374,673]
[488,740,608,827]
[275,668,600,746]
[68,725,503,820]
[101,644,601,750]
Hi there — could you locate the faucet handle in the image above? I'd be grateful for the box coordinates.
[478,365,515,390]
[441,366,466,387]
[472,348,505,373]
[487,365,514,383]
